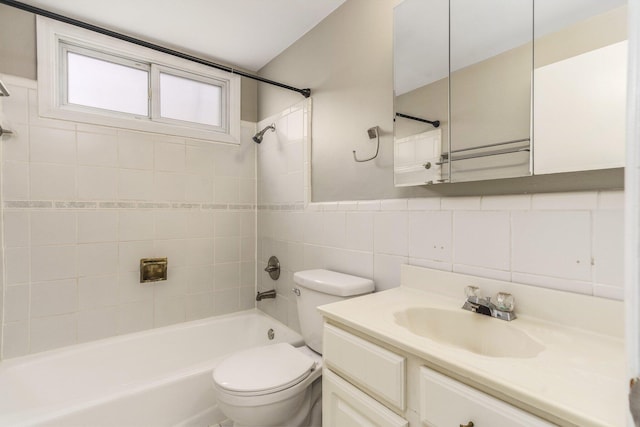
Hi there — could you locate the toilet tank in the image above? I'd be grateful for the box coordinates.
[293,269,374,354]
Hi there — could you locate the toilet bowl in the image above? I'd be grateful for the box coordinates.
[212,269,374,427]
[213,344,322,427]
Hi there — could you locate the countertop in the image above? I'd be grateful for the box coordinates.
[318,285,626,426]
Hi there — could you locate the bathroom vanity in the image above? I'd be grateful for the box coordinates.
[318,265,625,427]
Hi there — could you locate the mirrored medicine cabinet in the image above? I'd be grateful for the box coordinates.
[393,0,627,187]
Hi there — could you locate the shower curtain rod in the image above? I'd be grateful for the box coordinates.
[0,0,311,98]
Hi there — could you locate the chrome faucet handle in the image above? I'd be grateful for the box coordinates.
[464,285,480,302]
[494,292,515,312]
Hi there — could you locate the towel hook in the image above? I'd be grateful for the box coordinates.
[353,126,380,162]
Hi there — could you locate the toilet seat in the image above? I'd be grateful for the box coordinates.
[213,343,316,396]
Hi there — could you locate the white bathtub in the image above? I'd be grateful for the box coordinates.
[0,309,304,427]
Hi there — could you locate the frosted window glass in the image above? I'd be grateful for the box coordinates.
[67,52,149,116]
[160,73,222,126]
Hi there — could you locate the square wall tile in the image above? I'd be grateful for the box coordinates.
[30,126,76,165]
[186,292,215,320]
[118,169,154,201]
[187,211,214,239]
[153,172,186,201]
[5,247,29,284]
[77,131,118,167]
[77,307,118,343]
[345,212,374,252]
[5,284,29,322]
[324,248,373,280]
[30,163,76,200]
[2,84,29,124]
[155,141,185,172]
[512,211,592,281]
[214,262,240,290]
[409,211,452,262]
[3,321,29,358]
[78,166,118,200]
[593,210,624,287]
[30,314,77,353]
[187,238,214,266]
[186,145,214,177]
[30,211,76,246]
[31,279,78,317]
[3,123,29,162]
[154,210,188,240]
[187,265,215,293]
[215,237,240,263]
[374,212,408,256]
[323,211,346,248]
[118,240,154,272]
[79,275,118,309]
[4,211,29,247]
[78,243,118,277]
[373,254,407,292]
[31,245,76,282]
[78,211,118,243]
[303,211,324,245]
[119,210,154,242]
[185,175,214,202]
[3,161,29,200]
[215,211,241,237]
[453,211,510,271]
[213,288,240,316]
[118,131,154,170]
[154,295,185,327]
[118,300,153,334]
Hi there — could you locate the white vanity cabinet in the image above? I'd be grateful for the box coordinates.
[322,322,556,427]
[420,367,555,427]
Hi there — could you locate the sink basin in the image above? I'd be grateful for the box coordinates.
[394,307,545,358]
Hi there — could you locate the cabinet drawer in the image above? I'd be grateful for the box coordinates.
[323,368,408,427]
[420,366,555,427]
[324,324,406,410]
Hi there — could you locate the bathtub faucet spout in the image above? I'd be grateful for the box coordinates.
[256,289,277,301]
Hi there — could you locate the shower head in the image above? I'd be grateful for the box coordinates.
[0,79,10,97]
[253,124,276,143]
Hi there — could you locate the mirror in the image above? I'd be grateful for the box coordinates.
[449,0,532,183]
[393,0,448,187]
[394,0,627,187]
[533,0,627,174]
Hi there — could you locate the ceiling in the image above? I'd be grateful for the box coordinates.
[16,0,347,72]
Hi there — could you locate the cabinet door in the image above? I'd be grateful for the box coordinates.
[420,367,555,427]
[323,369,408,427]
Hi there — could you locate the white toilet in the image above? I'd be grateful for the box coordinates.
[212,269,374,427]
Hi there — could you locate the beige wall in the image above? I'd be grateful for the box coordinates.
[0,4,258,122]
[258,0,410,201]
[0,4,37,80]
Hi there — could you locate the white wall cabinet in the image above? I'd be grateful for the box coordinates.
[323,322,556,427]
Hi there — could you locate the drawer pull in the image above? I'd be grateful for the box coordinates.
[460,422,474,427]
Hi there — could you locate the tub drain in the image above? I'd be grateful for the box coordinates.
[267,328,275,340]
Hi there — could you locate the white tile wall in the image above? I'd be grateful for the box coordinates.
[257,99,625,334]
[0,78,626,357]
[0,77,257,358]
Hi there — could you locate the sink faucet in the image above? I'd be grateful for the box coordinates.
[462,286,516,321]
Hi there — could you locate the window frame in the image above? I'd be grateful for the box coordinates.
[151,64,229,132]
[37,16,241,144]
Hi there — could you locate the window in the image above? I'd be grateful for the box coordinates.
[37,17,241,144]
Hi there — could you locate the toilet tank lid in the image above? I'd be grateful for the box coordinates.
[293,269,374,296]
